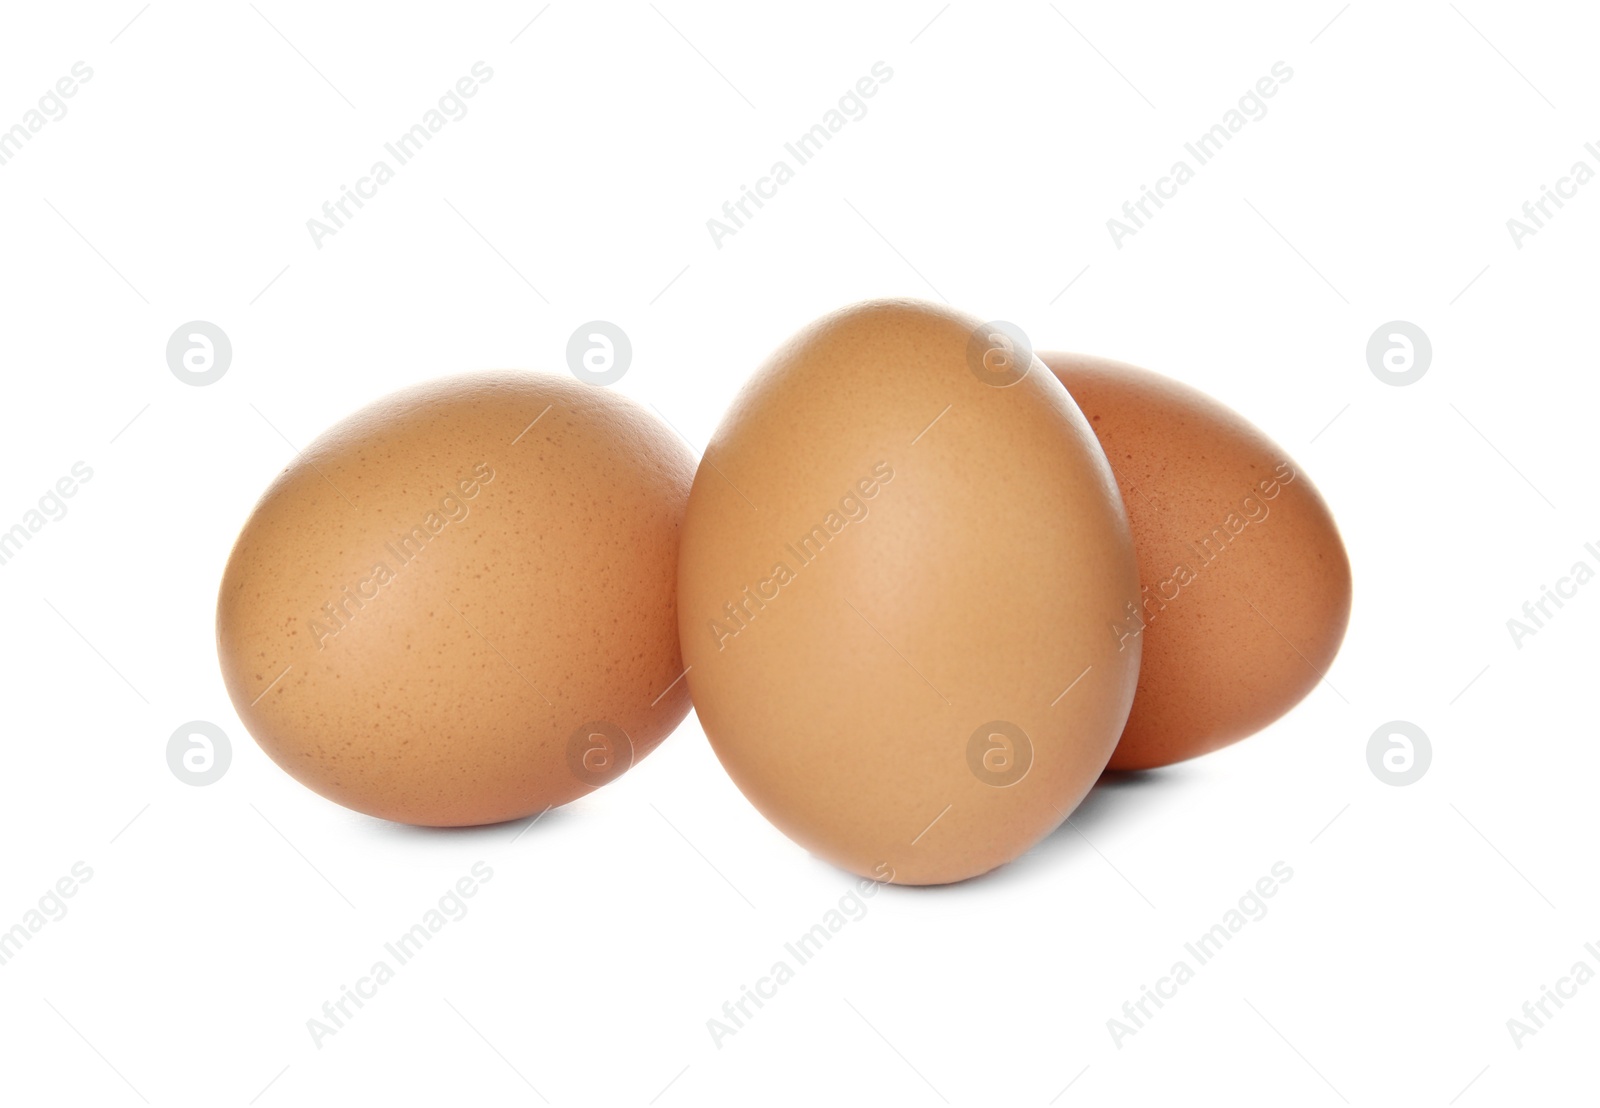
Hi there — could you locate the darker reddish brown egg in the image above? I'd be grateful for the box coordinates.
[1043,353,1352,771]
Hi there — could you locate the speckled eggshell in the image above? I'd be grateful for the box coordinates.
[1043,353,1353,770]
[678,301,1142,886]
[217,371,695,825]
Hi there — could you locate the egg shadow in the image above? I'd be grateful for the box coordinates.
[871,765,1190,896]
[1062,766,1184,839]
[352,803,575,844]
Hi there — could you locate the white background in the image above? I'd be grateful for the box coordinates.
[0,2,1594,1105]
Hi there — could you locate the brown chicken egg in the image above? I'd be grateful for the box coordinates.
[678,301,1142,885]
[216,371,695,825]
[1042,353,1352,770]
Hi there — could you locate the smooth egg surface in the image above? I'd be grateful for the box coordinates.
[679,301,1142,885]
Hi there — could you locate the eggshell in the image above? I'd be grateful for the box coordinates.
[678,301,1141,885]
[217,372,695,825]
[1042,353,1352,770]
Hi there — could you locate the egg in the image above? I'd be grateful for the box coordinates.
[678,301,1141,885]
[1042,353,1352,770]
[216,371,695,825]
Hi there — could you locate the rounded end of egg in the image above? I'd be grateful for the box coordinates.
[1042,351,1353,771]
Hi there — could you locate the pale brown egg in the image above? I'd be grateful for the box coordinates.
[1042,353,1352,770]
[678,301,1141,885]
[217,372,695,825]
